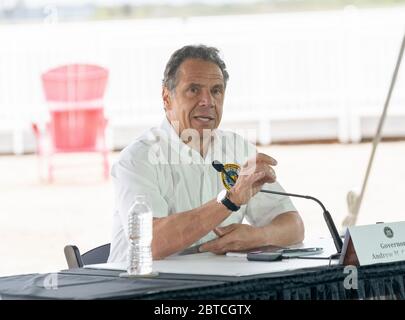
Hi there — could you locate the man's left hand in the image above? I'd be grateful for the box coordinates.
[199,223,265,254]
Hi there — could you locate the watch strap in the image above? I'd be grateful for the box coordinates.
[221,192,240,212]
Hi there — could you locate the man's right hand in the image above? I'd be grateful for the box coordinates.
[228,153,277,206]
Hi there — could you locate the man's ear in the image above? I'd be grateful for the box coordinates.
[162,86,172,111]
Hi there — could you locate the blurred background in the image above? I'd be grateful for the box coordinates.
[0,0,404,276]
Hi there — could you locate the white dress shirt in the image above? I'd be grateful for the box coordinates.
[108,117,297,262]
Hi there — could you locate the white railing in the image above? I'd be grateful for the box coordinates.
[1,6,405,153]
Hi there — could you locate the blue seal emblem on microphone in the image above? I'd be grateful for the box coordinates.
[221,163,240,190]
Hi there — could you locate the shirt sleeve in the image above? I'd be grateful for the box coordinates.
[111,150,169,238]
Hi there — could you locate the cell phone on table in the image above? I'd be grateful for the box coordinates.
[247,252,283,262]
[280,247,323,258]
[246,247,324,262]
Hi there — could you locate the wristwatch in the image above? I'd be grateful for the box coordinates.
[216,189,240,212]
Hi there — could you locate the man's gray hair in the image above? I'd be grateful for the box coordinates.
[162,44,229,92]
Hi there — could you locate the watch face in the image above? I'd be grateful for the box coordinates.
[217,189,227,202]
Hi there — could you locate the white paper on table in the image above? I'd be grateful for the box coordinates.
[84,238,339,277]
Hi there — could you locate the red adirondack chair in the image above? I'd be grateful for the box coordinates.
[32,64,109,182]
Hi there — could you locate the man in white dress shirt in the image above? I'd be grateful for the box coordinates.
[108,45,304,262]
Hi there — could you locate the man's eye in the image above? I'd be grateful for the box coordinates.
[189,86,199,93]
[213,88,223,95]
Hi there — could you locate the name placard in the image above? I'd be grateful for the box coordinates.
[339,221,405,266]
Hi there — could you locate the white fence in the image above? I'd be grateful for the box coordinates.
[1,6,405,154]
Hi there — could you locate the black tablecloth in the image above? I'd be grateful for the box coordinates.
[1,261,405,300]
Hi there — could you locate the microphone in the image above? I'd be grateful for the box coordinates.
[212,160,343,256]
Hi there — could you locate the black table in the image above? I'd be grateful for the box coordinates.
[1,261,405,299]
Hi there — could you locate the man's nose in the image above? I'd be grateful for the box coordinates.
[199,89,215,107]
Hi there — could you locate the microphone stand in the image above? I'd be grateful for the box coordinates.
[342,31,405,230]
[213,161,343,256]
[259,189,343,256]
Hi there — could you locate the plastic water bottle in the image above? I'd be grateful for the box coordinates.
[127,195,153,275]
